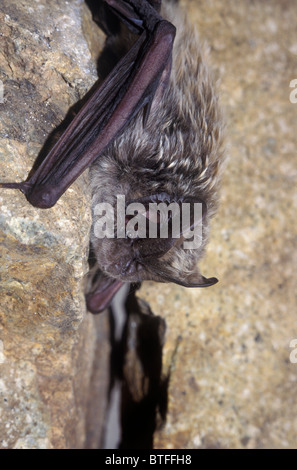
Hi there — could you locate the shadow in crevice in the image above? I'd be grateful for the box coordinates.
[85,0,137,80]
[104,284,169,449]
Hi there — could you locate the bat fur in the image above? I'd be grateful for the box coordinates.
[87,0,225,302]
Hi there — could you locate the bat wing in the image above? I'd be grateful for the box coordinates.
[0,0,176,209]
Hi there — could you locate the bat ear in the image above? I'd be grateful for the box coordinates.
[180,273,218,288]
[86,272,123,314]
[163,267,218,288]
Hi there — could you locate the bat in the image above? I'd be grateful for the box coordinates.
[1,0,225,313]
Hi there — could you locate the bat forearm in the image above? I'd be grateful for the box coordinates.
[0,0,176,209]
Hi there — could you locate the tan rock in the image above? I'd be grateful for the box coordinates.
[0,0,108,449]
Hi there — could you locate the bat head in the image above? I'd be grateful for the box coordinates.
[90,192,218,290]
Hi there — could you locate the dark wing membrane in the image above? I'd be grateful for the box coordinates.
[1,0,175,208]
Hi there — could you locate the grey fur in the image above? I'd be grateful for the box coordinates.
[88,1,225,289]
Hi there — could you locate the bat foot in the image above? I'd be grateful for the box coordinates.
[105,0,162,32]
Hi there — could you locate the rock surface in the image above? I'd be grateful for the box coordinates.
[0,0,108,449]
[140,0,297,450]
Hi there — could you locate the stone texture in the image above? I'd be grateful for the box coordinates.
[139,0,297,449]
[0,0,108,449]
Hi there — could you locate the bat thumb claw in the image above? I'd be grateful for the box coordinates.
[0,181,30,193]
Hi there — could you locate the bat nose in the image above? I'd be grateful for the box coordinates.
[113,259,136,276]
[122,260,137,276]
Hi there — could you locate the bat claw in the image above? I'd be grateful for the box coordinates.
[105,0,162,32]
[0,181,31,194]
